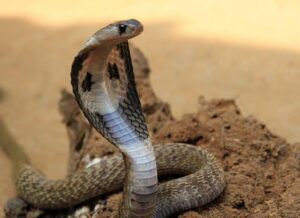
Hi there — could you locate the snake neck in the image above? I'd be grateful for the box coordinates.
[71,40,158,217]
[119,140,157,218]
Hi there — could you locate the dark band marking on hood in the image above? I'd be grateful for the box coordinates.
[108,63,120,80]
[82,72,94,92]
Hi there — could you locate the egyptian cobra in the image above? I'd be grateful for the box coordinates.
[0,19,225,217]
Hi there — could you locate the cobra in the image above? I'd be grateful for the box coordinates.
[1,19,225,217]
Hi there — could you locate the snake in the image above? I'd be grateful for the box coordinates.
[0,19,225,217]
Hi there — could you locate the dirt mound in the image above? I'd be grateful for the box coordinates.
[4,45,299,218]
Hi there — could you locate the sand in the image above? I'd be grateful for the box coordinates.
[4,45,299,217]
[1,1,300,216]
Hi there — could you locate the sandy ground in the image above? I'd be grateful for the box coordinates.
[1,0,300,215]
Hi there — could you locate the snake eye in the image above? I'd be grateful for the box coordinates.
[118,24,127,35]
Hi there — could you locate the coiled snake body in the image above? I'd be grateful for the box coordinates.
[2,19,225,217]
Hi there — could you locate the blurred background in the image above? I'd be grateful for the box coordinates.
[1,0,300,213]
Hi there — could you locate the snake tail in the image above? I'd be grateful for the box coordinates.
[0,118,30,181]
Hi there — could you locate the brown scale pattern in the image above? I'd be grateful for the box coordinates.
[106,42,149,141]
[17,20,225,217]
[16,144,225,216]
[74,42,149,145]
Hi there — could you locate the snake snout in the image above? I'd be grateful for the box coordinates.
[126,19,143,30]
[119,19,143,37]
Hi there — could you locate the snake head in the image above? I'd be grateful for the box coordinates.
[85,19,143,48]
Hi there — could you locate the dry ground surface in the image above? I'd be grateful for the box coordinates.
[3,45,299,217]
[1,1,300,217]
